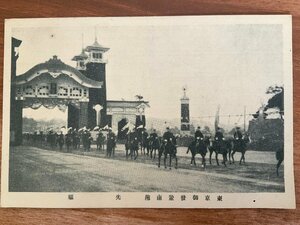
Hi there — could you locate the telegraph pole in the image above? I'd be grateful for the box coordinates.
[244,106,246,132]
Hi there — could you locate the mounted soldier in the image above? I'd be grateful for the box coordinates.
[107,128,116,158]
[234,126,243,140]
[58,131,64,151]
[159,127,178,169]
[96,130,106,151]
[149,129,160,159]
[214,127,224,142]
[65,129,73,152]
[194,126,204,140]
[140,128,149,155]
[130,128,140,160]
[163,127,175,145]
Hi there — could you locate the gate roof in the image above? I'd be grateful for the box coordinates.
[14,56,102,88]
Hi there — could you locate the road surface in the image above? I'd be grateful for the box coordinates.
[9,145,284,192]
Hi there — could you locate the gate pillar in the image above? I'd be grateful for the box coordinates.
[68,104,79,129]
[11,99,23,145]
[79,101,88,129]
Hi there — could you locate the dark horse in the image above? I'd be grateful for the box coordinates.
[158,138,178,169]
[125,132,139,160]
[230,135,250,164]
[186,137,208,168]
[150,136,161,159]
[276,148,284,176]
[131,136,140,160]
[209,138,229,167]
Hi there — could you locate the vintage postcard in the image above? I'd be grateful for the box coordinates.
[1,15,295,208]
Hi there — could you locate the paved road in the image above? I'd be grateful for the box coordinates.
[9,145,284,193]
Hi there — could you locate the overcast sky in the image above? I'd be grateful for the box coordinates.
[13,23,283,127]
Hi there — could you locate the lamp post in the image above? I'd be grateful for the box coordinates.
[93,104,103,126]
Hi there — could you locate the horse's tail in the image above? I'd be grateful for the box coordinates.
[276,149,284,161]
[187,146,190,154]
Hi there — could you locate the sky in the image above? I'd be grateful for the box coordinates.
[13,23,283,127]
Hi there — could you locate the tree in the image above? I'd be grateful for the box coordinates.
[264,85,284,119]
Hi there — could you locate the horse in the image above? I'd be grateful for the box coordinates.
[158,137,178,169]
[131,136,140,160]
[209,138,229,167]
[106,133,116,158]
[276,148,284,176]
[96,133,106,151]
[186,137,208,168]
[138,131,150,156]
[230,135,250,164]
[150,136,161,159]
[125,134,131,159]
[65,133,72,152]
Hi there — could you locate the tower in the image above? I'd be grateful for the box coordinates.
[84,37,109,128]
[71,35,110,129]
[72,49,88,71]
[180,87,190,133]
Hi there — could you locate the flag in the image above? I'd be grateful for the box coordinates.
[136,124,144,129]
[214,105,220,133]
[122,122,135,131]
[121,122,129,131]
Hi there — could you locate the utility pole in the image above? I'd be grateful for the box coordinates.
[244,106,246,132]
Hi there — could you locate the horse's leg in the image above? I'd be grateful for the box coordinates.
[202,154,206,168]
[169,154,172,170]
[228,149,232,164]
[194,154,196,166]
[276,159,283,176]
[135,149,138,160]
[223,153,227,167]
[242,150,246,164]
[215,152,219,166]
[164,153,167,169]
[239,151,243,165]
[232,151,235,164]
[175,154,178,169]
[158,152,161,168]
[209,150,213,165]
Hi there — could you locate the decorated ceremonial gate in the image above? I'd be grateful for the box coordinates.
[10,37,149,145]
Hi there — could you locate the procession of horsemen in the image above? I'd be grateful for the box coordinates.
[23,124,251,170]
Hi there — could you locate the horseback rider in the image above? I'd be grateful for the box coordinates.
[107,128,116,157]
[215,127,224,141]
[233,126,246,149]
[150,129,158,140]
[194,126,204,141]
[234,126,243,140]
[130,127,139,159]
[163,127,177,147]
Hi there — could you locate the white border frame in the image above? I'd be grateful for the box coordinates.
[1,15,295,208]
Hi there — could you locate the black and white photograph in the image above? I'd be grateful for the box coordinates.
[1,16,294,208]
